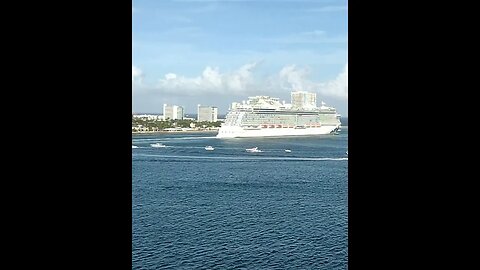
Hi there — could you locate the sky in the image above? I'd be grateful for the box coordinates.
[133,0,348,116]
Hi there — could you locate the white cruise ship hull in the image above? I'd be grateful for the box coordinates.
[216,124,340,138]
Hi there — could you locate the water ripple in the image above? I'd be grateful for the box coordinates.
[133,132,348,269]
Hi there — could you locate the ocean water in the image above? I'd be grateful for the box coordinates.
[132,128,348,269]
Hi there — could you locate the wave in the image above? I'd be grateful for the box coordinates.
[133,153,348,161]
[146,146,251,150]
[163,136,217,140]
[141,146,346,153]
[132,136,217,142]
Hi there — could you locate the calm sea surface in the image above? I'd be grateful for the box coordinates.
[133,128,348,269]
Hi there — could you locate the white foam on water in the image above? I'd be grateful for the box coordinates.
[157,146,248,150]
[158,145,210,149]
[132,136,216,143]
[166,136,217,140]
[133,153,348,161]
[132,138,163,142]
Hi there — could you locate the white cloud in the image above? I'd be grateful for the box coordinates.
[318,64,347,99]
[276,64,347,99]
[132,66,144,83]
[278,65,312,91]
[137,62,347,100]
[156,62,259,95]
[165,73,177,80]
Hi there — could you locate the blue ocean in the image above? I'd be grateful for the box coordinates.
[132,128,348,269]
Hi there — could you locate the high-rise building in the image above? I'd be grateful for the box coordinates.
[163,104,173,120]
[291,91,317,109]
[175,106,184,120]
[197,105,218,122]
[163,104,184,120]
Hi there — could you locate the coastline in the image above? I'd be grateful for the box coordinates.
[133,126,347,136]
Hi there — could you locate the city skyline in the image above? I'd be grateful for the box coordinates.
[133,0,348,115]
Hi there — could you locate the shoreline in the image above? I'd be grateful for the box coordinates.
[133,126,348,136]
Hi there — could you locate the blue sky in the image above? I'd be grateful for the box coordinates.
[133,0,348,116]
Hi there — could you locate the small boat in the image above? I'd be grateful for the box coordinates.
[246,147,263,153]
[132,145,138,149]
[150,143,166,148]
[205,146,215,151]
[285,149,292,153]
[345,151,348,156]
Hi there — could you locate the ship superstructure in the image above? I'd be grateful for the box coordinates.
[217,91,341,138]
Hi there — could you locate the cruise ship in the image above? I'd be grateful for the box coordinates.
[217,91,341,138]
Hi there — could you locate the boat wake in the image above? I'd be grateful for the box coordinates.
[133,153,348,161]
